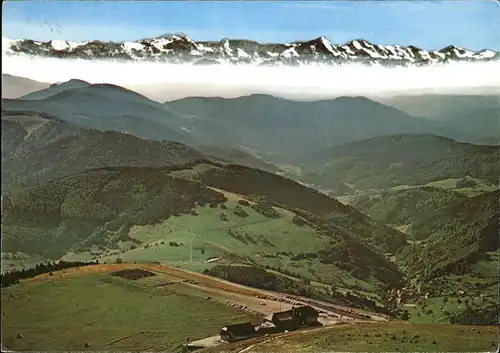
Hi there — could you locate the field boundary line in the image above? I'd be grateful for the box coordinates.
[106,331,146,346]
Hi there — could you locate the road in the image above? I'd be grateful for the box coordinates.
[162,263,389,322]
[151,263,388,351]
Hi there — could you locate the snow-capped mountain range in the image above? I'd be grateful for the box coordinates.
[3,33,499,66]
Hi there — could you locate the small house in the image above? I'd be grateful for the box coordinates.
[271,306,320,331]
[219,322,259,342]
[292,305,319,326]
[271,310,299,331]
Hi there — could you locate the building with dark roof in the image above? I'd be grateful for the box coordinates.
[219,322,260,342]
[219,306,320,344]
[271,306,320,331]
[293,305,320,326]
[271,309,298,330]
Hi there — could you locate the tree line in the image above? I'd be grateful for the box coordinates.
[1,260,98,287]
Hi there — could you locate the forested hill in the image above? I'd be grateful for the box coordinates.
[300,134,499,192]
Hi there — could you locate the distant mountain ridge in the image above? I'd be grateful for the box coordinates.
[2,81,224,146]
[3,33,498,66]
[3,79,493,161]
[22,79,91,100]
[165,95,483,158]
[379,95,500,139]
[1,74,50,99]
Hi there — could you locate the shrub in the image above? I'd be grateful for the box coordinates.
[233,205,249,218]
[401,309,409,320]
[292,215,306,226]
[251,202,280,218]
[238,199,250,207]
[456,178,477,188]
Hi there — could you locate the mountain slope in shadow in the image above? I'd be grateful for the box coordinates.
[299,134,499,193]
[3,81,238,148]
[166,94,479,159]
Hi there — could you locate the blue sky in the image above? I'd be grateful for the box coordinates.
[2,1,499,50]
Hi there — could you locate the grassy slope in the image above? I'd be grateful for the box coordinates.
[88,200,323,265]
[247,322,499,353]
[2,166,226,258]
[1,269,254,351]
[1,252,50,274]
[2,162,406,304]
[425,177,499,197]
[65,199,391,296]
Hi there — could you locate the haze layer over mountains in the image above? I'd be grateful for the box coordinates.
[3,55,500,102]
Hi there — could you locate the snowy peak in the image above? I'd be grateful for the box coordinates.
[3,34,498,67]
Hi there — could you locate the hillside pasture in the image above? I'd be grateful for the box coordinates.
[1,267,254,351]
[244,322,499,353]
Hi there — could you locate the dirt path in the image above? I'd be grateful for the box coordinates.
[3,114,50,138]
[189,335,221,348]
[163,263,388,321]
[182,281,294,316]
